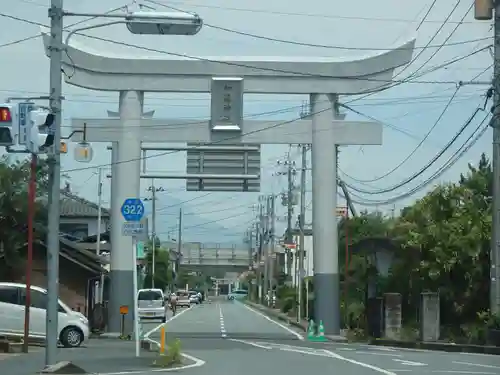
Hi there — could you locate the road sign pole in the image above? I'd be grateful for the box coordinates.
[132,236,140,357]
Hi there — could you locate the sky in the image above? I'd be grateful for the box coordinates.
[0,0,493,244]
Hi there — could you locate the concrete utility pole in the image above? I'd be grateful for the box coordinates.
[46,0,63,367]
[474,0,500,314]
[297,145,308,322]
[151,180,156,288]
[175,208,182,285]
[96,168,105,303]
[147,180,164,288]
[278,155,296,276]
[269,194,276,294]
[258,199,266,303]
[263,196,270,304]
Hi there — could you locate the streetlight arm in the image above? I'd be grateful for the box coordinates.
[64,21,125,46]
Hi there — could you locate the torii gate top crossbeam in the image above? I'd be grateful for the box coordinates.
[40,29,415,94]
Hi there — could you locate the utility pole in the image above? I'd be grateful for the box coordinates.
[146,181,164,288]
[46,0,63,367]
[175,208,182,286]
[278,154,296,278]
[297,145,308,322]
[258,198,265,303]
[96,168,105,303]
[474,0,500,314]
[263,196,270,304]
[269,194,276,295]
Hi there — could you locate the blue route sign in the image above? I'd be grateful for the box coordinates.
[121,198,145,222]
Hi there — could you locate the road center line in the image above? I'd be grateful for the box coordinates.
[218,304,227,338]
[239,302,304,340]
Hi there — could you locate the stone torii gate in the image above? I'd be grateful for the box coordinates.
[41,33,415,334]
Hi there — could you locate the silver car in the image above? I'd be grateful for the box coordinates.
[137,288,166,323]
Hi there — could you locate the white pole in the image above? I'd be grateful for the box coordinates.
[132,236,140,357]
[96,168,104,303]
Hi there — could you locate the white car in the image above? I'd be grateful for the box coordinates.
[137,288,167,322]
[0,282,89,347]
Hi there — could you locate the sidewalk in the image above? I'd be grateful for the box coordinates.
[0,339,161,375]
[245,300,346,342]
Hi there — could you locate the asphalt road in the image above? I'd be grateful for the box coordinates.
[5,301,499,375]
[141,300,500,375]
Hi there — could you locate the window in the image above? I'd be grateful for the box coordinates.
[0,286,19,305]
[138,291,163,301]
[20,289,47,310]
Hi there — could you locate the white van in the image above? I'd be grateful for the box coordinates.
[0,282,89,347]
[137,288,166,322]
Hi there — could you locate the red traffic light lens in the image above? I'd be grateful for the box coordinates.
[0,107,11,122]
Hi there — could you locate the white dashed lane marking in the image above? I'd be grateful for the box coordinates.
[218,304,227,338]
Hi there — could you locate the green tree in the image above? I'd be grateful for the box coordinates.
[389,154,491,325]
[0,156,49,279]
[143,247,172,291]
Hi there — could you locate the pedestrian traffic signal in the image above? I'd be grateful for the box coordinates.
[27,109,55,154]
[0,105,16,147]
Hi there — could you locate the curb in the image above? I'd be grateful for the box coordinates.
[370,338,500,355]
[244,301,347,342]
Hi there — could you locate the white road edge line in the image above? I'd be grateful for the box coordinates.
[323,349,397,375]
[453,361,500,369]
[143,307,192,339]
[228,338,272,349]
[240,302,304,340]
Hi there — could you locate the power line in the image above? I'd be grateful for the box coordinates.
[345,113,490,205]
[147,0,487,51]
[144,0,484,25]
[341,85,463,183]
[0,11,469,86]
[344,94,490,195]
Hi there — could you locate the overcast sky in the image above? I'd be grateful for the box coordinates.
[0,0,493,243]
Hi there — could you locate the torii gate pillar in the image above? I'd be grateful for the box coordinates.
[109,91,143,333]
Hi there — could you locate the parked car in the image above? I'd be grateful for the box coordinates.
[137,288,166,323]
[228,289,248,301]
[0,282,89,348]
[175,291,191,308]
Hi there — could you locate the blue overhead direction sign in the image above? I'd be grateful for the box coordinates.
[121,198,145,222]
[18,102,35,145]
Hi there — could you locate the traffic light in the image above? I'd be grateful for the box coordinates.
[0,104,17,147]
[27,109,55,154]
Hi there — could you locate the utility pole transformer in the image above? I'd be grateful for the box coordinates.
[474,0,500,314]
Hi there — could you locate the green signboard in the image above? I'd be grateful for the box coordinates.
[136,241,145,260]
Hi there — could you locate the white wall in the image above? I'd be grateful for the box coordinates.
[288,235,313,287]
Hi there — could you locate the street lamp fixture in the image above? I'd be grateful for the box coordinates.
[126,11,203,36]
[59,11,204,47]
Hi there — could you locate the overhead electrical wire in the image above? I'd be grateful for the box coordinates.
[341,65,494,183]
[148,0,481,24]
[146,0,485,52]
[0,11,471,86]
[344,112,491,206]
[344,0,466,103]
[341,85,463,184]
[343,91,491,195]
[0,3,133,49]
